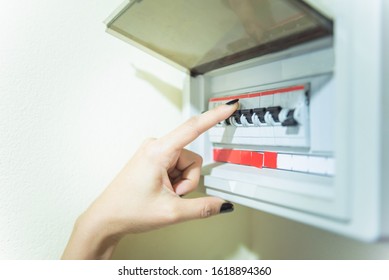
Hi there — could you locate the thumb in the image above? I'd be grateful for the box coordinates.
[174,196,234,222]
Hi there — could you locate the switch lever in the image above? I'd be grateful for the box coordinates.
[266,106,282,122]
[252,108,266,126]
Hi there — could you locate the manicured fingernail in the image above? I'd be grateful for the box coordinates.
[220,202,234,214]
[226,99,239,105]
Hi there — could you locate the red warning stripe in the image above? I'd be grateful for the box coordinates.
[209,85,305,102]
[263,151,278,169]
[213,149,265,169]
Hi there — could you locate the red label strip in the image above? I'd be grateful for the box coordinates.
[209,85,305,102]
[213,149,278,169]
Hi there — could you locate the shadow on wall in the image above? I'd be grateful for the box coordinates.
[249,210,389,260]
[132,64,182,110]
[112,202,389,259]
[111,192,258,260]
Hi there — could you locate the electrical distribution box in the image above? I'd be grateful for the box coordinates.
[105,0,389,241]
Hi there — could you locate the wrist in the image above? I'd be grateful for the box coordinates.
[62,210,122,259]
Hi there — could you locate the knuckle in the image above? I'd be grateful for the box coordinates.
[140,138,162,159]
[195,154,203,165]
[185,149,203,165]
[186,116,202,138]
[200,203,215,219]
[140,137,156,151]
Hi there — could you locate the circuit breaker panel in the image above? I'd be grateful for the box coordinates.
[199,47,341,224]
[106,0,389,241]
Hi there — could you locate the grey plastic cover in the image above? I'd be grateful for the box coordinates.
[106,0,332,75]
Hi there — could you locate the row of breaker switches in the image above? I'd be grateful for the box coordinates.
[223,105,302,127]
[208,85,310,148]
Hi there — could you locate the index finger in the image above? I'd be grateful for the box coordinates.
[160,100,239,150]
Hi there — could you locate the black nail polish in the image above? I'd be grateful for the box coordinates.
[226,99,239,105]
[220,202,234,214]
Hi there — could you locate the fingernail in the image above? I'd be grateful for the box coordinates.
[220,202,234,214]
[226,99,239,105]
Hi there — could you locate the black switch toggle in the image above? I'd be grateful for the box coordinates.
[252,108,266,123]
[281,109,298,126]
[240,109,253,124]
[266,106,282,122]
[225,110,238,126]
[228,110,242,125]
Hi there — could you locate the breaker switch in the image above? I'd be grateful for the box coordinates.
[241,109,253,123]
[281,109,299,126]
[229,111,242,126]
[240,109,253,126]
[266,106,282,122]
[252,108,266,126]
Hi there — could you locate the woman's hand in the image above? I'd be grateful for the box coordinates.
[62,100,239,259]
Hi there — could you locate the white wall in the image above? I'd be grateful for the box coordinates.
[0,0,187,259]
[1,0,388,260]
[0,0,253,260]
